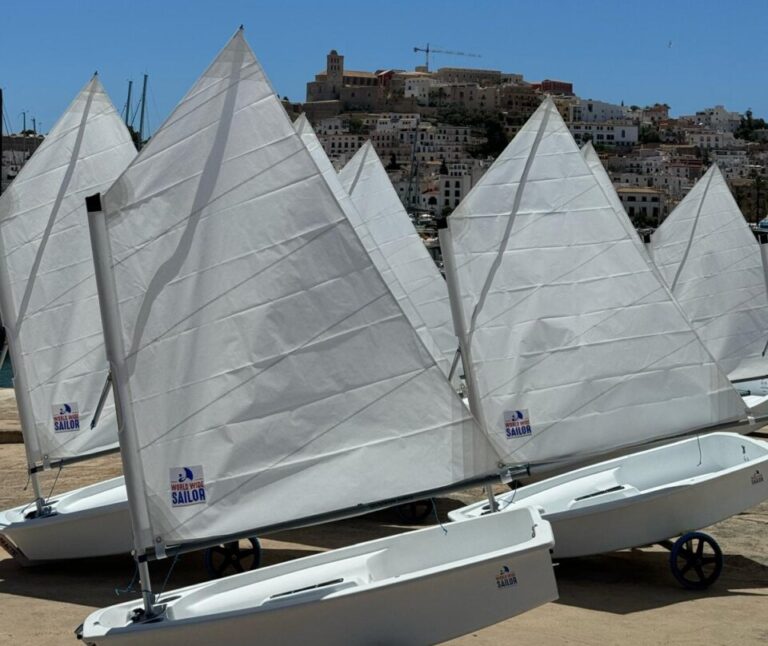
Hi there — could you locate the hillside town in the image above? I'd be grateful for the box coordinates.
[276,49,768,233]
[4,50,767,231]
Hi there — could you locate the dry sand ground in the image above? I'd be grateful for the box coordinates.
[0,392,766,645]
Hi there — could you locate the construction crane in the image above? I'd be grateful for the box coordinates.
[413,43,481,72]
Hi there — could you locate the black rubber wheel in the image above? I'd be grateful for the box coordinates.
[669,532,723,590]
[203,537,261,579]
[395,501,432,523]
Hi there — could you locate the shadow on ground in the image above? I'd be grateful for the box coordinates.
[554,547,768,614]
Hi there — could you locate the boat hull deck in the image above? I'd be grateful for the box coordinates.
[449,432,768,558]
[80,507,557,645]
[0,476,131,563]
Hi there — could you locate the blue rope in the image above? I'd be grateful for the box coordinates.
[114,563,139,596]
[431,497,448,535]
[158,554,180,598]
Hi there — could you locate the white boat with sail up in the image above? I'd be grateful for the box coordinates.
[649,165,768,397]
[0,76,136,563]
[582,144,768,413]
[78,29,557,645]
[445,98,768,588]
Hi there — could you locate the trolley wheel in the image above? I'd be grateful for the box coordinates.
[203,537,261,579]
[668,532,723,590]
[395,500,432,523]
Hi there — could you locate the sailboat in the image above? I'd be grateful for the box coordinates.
[582,146,768,412]
[78,30,557,644]
[445,98,768,589]
[0,76,136,563]
[294,115,454,376]
[649,165,768,395]
[337,139,459,374]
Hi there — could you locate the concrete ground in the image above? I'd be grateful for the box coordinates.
[0,393,766,645]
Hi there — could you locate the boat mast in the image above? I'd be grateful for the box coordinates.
[123,80,133,128]
[86,193,156,616]
[0,87,4,196]
[439,226,498,510]
[137,74,148,150]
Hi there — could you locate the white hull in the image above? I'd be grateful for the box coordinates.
[80,507,557,645]
[449,433,768,559]
[0,476,130,563]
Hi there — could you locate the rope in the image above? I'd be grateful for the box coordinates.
[431,498,448,535]
[46,464,62,500]
[158,554,180,598]
[114,563,139,596]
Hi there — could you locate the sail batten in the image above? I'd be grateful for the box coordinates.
[93,30,502,552]
[0,76,136,465]
[446,98,745,467]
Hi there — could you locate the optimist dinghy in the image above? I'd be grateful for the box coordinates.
[78,29,557,644]
[649,165,768,397]
[443,98,768,588]
[0,76,136,563]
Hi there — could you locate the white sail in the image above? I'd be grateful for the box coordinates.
[293,116,451,374]
[650,165,768,376]
[95,30,501,551]
[581,141,644,244]
[339,141,458,372]
[445,98,745,468]
[0,76,135,464]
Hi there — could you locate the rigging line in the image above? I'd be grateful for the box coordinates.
[431,498,447,535]
[465,102,552,347]
[114,562,139,596]
[696,433,703,467]
[669,168,716,293]
[46,463,63,501]
[158,553,180,597]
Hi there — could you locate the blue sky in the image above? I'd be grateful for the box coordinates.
[1,0,766,135]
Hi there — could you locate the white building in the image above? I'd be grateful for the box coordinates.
[570,99,628,123]
[684,129,738,149]
[710,149,749,178]
[569,122,638,146]
[682,105,742,133]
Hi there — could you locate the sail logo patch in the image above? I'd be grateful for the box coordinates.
[751,470,764,486]
[504,409,531,438]
[52,402,80,433]
[170,465,207,507]
[495,565,518,588]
